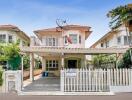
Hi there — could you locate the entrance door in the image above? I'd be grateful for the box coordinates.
[68,60,77,68]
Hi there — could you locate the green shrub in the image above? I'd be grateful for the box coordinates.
[118,49,132,68]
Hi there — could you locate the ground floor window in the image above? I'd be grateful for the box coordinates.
[46,60,59,71]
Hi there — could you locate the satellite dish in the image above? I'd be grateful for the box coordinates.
[56,19,67,29]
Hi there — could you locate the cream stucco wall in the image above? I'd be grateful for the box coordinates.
[42,54,86,76]
[33,30,86,48]
[0,30,29,46]
[94,25,130,48]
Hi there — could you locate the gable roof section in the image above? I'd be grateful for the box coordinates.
[0,24,30,42]
[90,30,120,48]
[34,24,92,39]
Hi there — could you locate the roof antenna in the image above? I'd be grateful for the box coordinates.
[56,19,67,29]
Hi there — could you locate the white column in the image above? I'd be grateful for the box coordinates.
[131,69,132,85]
[84,56,87,68]
[21,55,24,89]
[42,57,46,72]
[6,33,8,43]
[61,53,64,69]
[30,53,34,82]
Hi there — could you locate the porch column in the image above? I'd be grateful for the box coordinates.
[116,53,119,68]
[84,56,87,68]
[42,57,46,72]
[61,53,64,69]
[30,53,34,82]
[21,55,24,89]
[6,33,8,43]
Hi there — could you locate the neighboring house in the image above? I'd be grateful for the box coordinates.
[90,23,132,48]
[29,25,92,76]
[0,25,30,46]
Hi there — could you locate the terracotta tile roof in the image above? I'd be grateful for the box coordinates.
[0,24,30,41]
[34,24,91,33]
[0,24,20,31]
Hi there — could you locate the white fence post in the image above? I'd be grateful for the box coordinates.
[60,69,64,92]
[2,71,6,93]
[131,69,132,85]
[62,68,132,92]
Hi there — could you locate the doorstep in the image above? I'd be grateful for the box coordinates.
[18,91,114,96]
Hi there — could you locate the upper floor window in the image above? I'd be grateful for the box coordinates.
[101,43,104,47]
[124,36,128,45]
[79,35,81,44]
[106,41,109,48]
[117,36,121,44]
[46,37,58,46]
[9,35,13,43]
[0,34,6,43]
[124,36,132,45]
[64,36,68,44]
[69,34,77,44]
[22,41,26,46]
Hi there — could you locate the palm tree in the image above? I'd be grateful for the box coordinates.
[107,4,132,64]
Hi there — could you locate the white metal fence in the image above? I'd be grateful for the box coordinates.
[60,68,132,92]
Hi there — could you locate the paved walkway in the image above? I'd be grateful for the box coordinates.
[0,93,132,100]
[23,77,60,92]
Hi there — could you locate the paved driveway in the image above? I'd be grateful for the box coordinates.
[0,93,132,100]
[23,77,60,92]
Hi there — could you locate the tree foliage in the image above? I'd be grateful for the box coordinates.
[0,43,21,70]
[107,4,132,29]
[118,49,132,68]
[92,54,116,68]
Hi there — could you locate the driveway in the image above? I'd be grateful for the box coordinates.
[0,93,132,100]
[23,77,60,92]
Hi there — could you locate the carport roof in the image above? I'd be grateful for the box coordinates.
[20,46,128,54]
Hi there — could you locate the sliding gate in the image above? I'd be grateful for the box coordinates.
[61,68,111,92]
[61,68,132,92]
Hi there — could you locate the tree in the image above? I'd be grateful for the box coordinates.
[107,4,132,30]
[117,48,132,68]
[0,43,21,70]
[23,55,30,70]
[107,4,132,63]
[92,54,116,68]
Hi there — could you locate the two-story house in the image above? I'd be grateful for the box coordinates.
[28,25,92,77]
[0,25,30,46]
[90,21,132,48]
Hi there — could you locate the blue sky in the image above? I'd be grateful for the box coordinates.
[0,0,131,47]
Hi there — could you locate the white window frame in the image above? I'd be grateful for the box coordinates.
[101,43,104,47]
[69,34,78,44]
[45,37,58,46]
[106,41,109,48]
[8,35,13,43]
[124,36,132,45]
[117,36,121,45]
[79,35,81,44]
[0,34,6,43]
[46,60,59,71]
